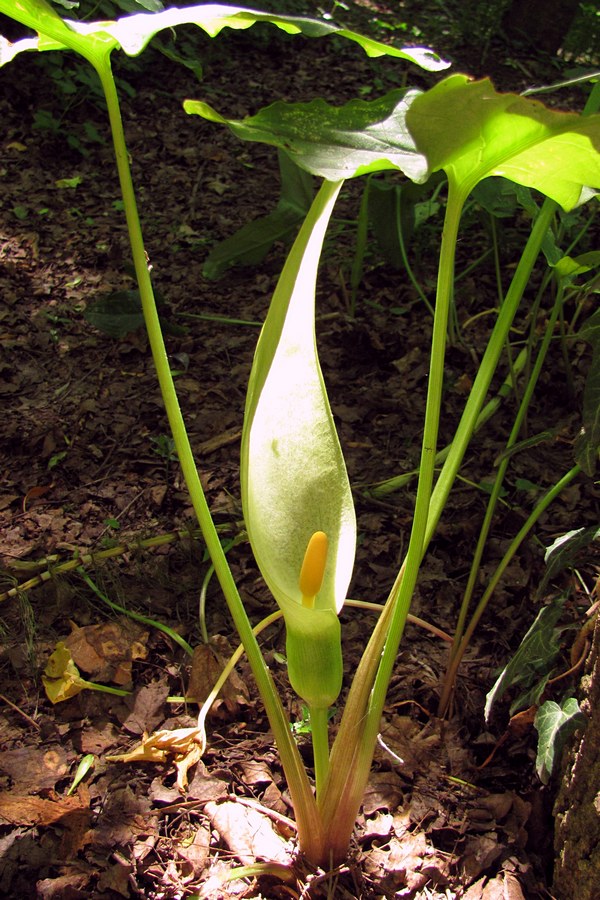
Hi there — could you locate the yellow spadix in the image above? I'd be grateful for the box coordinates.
[300,531,329,608]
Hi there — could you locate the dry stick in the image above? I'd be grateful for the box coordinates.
[0,692,41,731]
[0,527,207,604]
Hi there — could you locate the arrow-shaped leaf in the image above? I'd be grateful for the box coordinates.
[485,600,564,723]
[184,90,429,182]
[203,151,314,279]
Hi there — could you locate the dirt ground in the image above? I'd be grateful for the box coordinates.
[0,2,599,898]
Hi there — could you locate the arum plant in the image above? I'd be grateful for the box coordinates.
[0,0,444,868]
[188,75,600,861]
[3,0,600,872]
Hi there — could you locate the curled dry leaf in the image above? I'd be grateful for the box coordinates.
[107,725,205,792]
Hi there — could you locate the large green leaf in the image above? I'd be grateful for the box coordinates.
[0,0,115,63]
[0,1,449,70]
[240,179,356,708]
[184,90,429,182]
[406,75,600,209]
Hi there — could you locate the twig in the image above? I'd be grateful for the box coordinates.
[0,692,41,730]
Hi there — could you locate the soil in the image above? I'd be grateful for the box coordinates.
[0,2,599,898]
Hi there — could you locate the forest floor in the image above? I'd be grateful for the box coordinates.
[0,2,599,898]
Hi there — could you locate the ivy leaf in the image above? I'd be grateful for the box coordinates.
[542,525,600,595]
[534,698,586,784]
[485,601,564,723]
[184,90,429,183]
[406,74,600,209]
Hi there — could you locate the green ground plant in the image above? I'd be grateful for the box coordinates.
[1,0,599,872]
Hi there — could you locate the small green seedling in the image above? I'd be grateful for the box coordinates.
[67,754,96,795]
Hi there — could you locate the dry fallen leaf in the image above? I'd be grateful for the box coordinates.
[205,799,290,865]
[0,791,87,826]
[65,618,149,685]
[187,636,249,714]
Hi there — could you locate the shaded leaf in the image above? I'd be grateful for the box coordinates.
[203,151,314,279]
[83,289,184,337]
[541,525,600,594]
[185,90,428,183]
[368,174,443,268]
[83,290,146,337]
[472,177,537,218]
[534,698,586,784]
[485,601,564,723]
[406,75,600,208]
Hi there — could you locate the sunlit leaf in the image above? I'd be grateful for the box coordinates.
[406,74,600,209]
[42,642,87,703]
[66,753,95,796]
[553,250,600,279]
[0,0,448,70]
[185,90,428,182]
[534,697,586,784]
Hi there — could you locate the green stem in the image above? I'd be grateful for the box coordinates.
[424,197,557,549]
[363,177,465,724]
[81,680,131,697]
[441,464,581,704]
[309,705,330,800]
[93,58,322,859]
[438,278,566,714]
[78,566,195,658]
